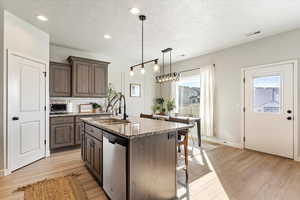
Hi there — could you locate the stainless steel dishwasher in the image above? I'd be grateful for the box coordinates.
[103,132,127,200]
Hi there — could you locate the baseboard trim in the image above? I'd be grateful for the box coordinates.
[295,157,300,162]
[202,136,243,149]
[0,169,11,176]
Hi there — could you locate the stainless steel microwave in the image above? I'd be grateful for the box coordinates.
[50,104,67,113]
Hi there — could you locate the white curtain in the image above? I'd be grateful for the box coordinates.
[200,65,215,137]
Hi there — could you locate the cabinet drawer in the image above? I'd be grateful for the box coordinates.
[85,124,102,141]
[51,116,74,125]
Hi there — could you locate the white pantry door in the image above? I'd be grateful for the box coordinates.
[8,53,46,171]
[244,63,294,158]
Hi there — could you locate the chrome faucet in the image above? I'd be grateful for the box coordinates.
[118,94,128,120]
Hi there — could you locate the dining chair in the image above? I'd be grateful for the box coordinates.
[168,117,190,170]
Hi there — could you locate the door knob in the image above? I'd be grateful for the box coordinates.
[287,110,292,114]
[287,116,293,120]
[12,117,19,121]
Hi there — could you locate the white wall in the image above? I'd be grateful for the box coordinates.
[0,11,49,172]
[0,7,5,173]
[161,28,300,155]
[50,44,158,116]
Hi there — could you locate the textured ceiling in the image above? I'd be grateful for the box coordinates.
[1,0,300,66]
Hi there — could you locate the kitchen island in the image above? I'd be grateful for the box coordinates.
[80,116,193,200]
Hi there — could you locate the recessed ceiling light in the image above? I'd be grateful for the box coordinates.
[130,7,140,15]
[104,34,111,39]
[37,15,48,21]
[246,30,261,37]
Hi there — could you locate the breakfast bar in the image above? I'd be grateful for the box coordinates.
[80,116,193,200]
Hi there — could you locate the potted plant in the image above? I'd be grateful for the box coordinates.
[91,103,102,113]
[151,104,161,114]
[166,99,176,115]
[154,97,167,115]
[160,108,167,116]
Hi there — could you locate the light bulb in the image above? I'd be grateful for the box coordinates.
[141,67,145,74]
[153,63,159,72]
[130,70,134,76]
[130,67,134,76]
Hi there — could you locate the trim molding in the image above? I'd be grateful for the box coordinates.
[0,169,11,176]
[202,136,243,149]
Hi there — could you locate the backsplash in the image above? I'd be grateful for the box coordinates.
[50,98,106,113]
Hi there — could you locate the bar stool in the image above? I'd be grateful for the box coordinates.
[168,117,190,170]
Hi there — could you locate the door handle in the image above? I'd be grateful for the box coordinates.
[287,116,293,120]
[12,117,19,121]
[287,110,292,114]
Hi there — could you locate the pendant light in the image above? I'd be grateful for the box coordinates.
[156,48,180,83]
[129,15,159,75]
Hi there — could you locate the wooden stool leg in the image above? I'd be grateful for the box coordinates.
[184,135,188,169]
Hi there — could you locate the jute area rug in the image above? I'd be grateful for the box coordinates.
[16,173,88,200]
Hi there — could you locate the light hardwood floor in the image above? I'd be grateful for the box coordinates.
[1,145,300,200]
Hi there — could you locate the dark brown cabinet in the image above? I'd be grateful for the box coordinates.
[50,62,71,97]
[91,63,107,97]
[50,123,74,149]
[50,114,109,151]
[85,133,103,185]
[81,124,86,161]
[75,123,82,145]
[68,56,109,97]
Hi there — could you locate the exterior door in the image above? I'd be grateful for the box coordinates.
[244,63,294,158]
[8,53,46,171]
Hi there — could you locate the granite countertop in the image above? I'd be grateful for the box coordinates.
[49,112,111,118]
[81,116,194,139]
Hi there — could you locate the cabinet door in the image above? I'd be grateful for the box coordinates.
[85,134,94,169]
[93,138,103,184]
[50,123,74,149]
[90,63,108,97]
[85,134,102,183]
[72,61,92,97]
[75,123,82,145]
[50,62,71,97]
[81,127,86,161]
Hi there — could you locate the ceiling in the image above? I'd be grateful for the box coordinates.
[1,0,300,66]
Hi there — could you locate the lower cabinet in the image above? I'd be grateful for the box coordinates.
[85,133,103,185]
[50,123,74,149]
[75,123,82,145]
[81,125,86,161]
[50,115,109,151]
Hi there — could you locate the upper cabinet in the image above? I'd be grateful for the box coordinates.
[68,56,109,98]
[50,62,72,97]
[49,57,109,98]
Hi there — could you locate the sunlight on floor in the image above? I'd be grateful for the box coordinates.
[177,147,230,200]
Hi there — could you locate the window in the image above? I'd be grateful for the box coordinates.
[253,75,281,113]
[175,75,200,117]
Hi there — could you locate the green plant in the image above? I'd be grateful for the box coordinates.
[151,104,161,114]
[155,97,165,105]
[166,99,176,113]
[91,103,102,110]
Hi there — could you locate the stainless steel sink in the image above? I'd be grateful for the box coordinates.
[95,118,130,125]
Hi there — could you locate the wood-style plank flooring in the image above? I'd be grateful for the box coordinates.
[1,144,300,200]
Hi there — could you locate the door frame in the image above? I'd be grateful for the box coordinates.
[5,50,50,175]
[241,60,298,161]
